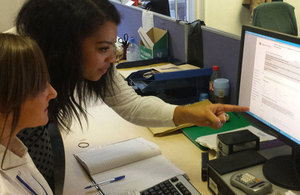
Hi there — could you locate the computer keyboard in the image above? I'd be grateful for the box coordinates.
[140,175,201,195]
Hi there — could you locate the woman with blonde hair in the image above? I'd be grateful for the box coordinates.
[0,33,57,194]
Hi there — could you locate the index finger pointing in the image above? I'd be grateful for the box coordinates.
[222,105,249,112]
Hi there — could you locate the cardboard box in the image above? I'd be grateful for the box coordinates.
[140,27,168,60]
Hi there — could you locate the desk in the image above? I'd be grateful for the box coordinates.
[62,101,210,194]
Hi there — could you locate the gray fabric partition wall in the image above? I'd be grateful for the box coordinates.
[111,1,243,104]
[201,26,241,104]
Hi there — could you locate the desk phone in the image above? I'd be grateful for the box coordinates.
[230,172,272,195]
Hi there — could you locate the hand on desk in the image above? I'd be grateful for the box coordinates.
[173,103,249,130]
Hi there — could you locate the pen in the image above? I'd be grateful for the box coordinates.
[90,179,104,195]
[16,175,38,195]
[84,175,125,189]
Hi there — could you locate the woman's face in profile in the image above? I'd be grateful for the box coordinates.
[81,21,118,81]
[17,82,57,131]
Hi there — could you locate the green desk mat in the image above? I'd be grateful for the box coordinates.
[182,112,252,150]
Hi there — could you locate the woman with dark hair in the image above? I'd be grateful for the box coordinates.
[0,33,57,194]
[15,0,249,187]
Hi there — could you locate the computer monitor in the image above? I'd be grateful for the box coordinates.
[237,25,300,190]
[146,0,170,16]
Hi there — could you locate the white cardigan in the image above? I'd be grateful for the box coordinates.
[103,67,177,127]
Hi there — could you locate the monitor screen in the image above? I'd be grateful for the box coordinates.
[147,0,170,16]
[238,25,300,190]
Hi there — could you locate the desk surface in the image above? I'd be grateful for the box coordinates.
[62,102,210,195]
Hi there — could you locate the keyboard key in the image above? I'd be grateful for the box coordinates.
[140,175,201,195]
[171,177,179,182]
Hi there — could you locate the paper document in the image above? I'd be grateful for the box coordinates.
[142,10,154,33]
[125,0,134,6]
[153,64,199,73]
[196,125,276,151]
[117,63,199,79]
[148,100,211,136]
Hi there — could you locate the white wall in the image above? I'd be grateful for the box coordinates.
[286,0,300,35]
[0,0,26,32]
[1,0,299,35]
[195,0,300,36]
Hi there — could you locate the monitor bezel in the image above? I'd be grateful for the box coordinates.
[236,25,300,149]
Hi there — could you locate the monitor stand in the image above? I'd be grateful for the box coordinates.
[263,147,300,190]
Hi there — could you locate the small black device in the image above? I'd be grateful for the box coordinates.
[217,129,259,157]
[201,152,209,181]
[230,172,272,195]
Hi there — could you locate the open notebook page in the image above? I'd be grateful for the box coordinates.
[74,137,161,175]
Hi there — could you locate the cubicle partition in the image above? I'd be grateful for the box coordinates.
[111,1,243,104]
[201,26,241,104]
[111,1,189,63]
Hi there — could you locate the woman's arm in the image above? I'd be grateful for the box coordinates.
[104,67,249,129]
[173,103,249,129]
[103,68,177,127]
